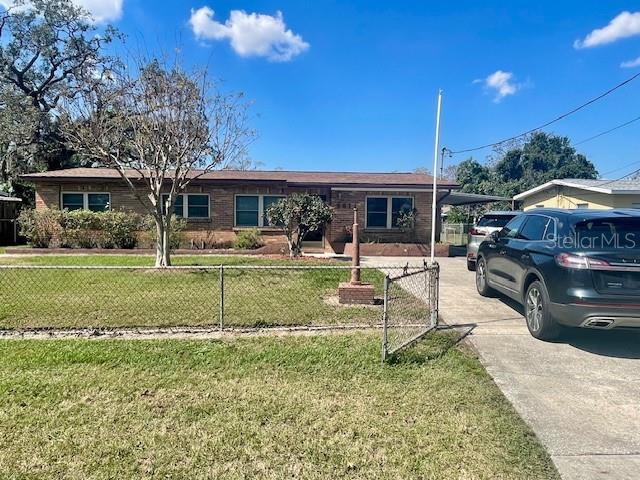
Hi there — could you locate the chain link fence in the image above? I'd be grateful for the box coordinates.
[440,223,473,246]
[0,262,439,360]
[381,262,440,361]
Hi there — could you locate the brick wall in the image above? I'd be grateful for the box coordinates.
[326,190,446,248]
[32,180,446,250]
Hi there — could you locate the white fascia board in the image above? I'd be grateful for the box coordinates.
[513,180,561,200]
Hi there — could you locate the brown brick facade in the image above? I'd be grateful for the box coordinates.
[32,180,445,252]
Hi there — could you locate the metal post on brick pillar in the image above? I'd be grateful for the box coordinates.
[340,206,374,305]
[351,207,361,285]
[219,265,224,330]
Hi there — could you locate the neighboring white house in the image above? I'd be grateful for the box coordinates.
[514,178,640,211]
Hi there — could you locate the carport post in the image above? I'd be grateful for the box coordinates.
[430,89,443,264]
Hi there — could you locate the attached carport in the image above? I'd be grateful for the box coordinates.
[438,191,512,245]
[440,191,512,207]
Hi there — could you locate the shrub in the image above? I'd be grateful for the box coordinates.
[18,209,64,248]
[18,209,144,249]
[396,208,417,234]
[102,211,144,249]
[188,232,235,250]
[61,210,103,248]
[145,215,186,251]
[233,228,264,250]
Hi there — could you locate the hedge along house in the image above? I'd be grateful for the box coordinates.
[21,167,460,254]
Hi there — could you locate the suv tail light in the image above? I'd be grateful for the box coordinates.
[555,253,610,270]
[469,228,482,236]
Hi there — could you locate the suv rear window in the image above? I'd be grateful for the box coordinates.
[575,218,640,249]
[477,214,516,228]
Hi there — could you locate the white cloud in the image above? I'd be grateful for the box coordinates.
[621,56,640,68]
[574,11,640,49]
[77,0,123,23]
[0,0,123,23]
[476,70,520,102]
[189,6,309,62]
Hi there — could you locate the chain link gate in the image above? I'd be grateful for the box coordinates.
[382,261,439,361]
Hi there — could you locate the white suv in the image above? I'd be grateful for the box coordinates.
[466,211,520,271]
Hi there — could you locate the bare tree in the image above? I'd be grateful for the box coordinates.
[223,155,264,171]
[61,56,254,266]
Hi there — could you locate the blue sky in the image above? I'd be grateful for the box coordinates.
[81,1,640,176]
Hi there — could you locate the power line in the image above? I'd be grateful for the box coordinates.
[595,166,640,187]
[574,114,640,146]
[601,159,640,177]
[449,71,640,155]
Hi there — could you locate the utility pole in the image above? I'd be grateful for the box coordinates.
[430,90,443,264]
[440,147,452,179]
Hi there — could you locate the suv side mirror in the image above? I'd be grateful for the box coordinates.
[489,230,501,242]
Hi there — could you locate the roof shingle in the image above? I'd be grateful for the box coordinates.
[21,167,459,189]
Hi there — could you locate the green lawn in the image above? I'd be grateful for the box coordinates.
[0,255,396,330]
[0,333,558,479]
[0,254,335,266]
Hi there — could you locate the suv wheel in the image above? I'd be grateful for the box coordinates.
[524,280,561,341]
[475,257,494,297]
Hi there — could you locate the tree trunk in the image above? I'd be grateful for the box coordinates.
[287,237,295,258]
[154,217,172,267]
[289,230,302,258]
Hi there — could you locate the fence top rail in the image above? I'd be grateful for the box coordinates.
[0,262,439,271]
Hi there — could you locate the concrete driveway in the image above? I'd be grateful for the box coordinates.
[364,256,640,480]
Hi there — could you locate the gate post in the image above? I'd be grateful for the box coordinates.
[219,265,224,330]
[430,262,439,327]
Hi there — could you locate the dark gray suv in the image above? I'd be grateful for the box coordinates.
[476,208,640,340]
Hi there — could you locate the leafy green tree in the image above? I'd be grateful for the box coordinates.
[455,158,492,193]
[454,132,598,210]
[0,0,114,197]
[266,194,333,257]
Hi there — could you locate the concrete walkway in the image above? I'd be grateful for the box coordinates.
[363,256,640,480]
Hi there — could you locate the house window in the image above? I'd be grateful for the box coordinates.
[187,194,209,218]
[87,193,110,212]
[391,197,414,227]
[576,203,589,209]
[61,192,110,212]
[235,195,259,226]
[161,194,209,219]
[366,196,414,229]
[366,197,388,228]
[61,193,84,211]
[235,194,286,227]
